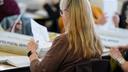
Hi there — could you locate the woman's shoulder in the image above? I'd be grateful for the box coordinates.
[47,33,69,54]
[53,33,68,43]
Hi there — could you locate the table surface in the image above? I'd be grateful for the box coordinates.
[0,64,30,72]
[0,52,23,71]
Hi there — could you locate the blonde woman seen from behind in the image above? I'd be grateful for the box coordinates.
[27,0,103,72]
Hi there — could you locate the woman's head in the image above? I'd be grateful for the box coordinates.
[60,0,94,31]
[60,0,102,59]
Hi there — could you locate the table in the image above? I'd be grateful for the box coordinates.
[0,64,30,72]
[0,51,30,72]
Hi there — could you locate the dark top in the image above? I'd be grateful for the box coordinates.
[43,3,60,33]
[30,34,101,72]
[119,15,127,28]
[0,0,20,21]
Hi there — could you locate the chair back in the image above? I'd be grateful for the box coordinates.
[75,59,111,72]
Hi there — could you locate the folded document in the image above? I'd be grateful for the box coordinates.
[95,26,128,47]
[0,56,30,67]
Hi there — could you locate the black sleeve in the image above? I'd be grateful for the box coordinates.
[119,15,127,28]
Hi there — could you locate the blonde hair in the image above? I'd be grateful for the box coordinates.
[60,0,102,59]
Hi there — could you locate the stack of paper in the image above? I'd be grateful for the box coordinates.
[95,25,128,47]
[0,56,30,67]
[0,31,32,55]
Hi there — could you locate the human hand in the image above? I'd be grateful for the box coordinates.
[15,20,22,31]
[27,39,38,53]
[112,13,120,27]
[110,48,123,61]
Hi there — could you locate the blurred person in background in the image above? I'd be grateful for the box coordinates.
[119,1,128,29]
[0,0,33,36]
[43,0,60,33]
[0,0,20,22]
[112,1,128,28]
[0,15,33,36]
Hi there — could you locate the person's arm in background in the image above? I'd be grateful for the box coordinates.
[110,46,128,72]
[112,13,120,28]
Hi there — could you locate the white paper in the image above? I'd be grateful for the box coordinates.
[95,25,128,47]
[31,19,50,53]
[6,56,30,67]
[103,0,118,29]
[100,35,128,47]
[0,25,4,31]
[0,56,30,67]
